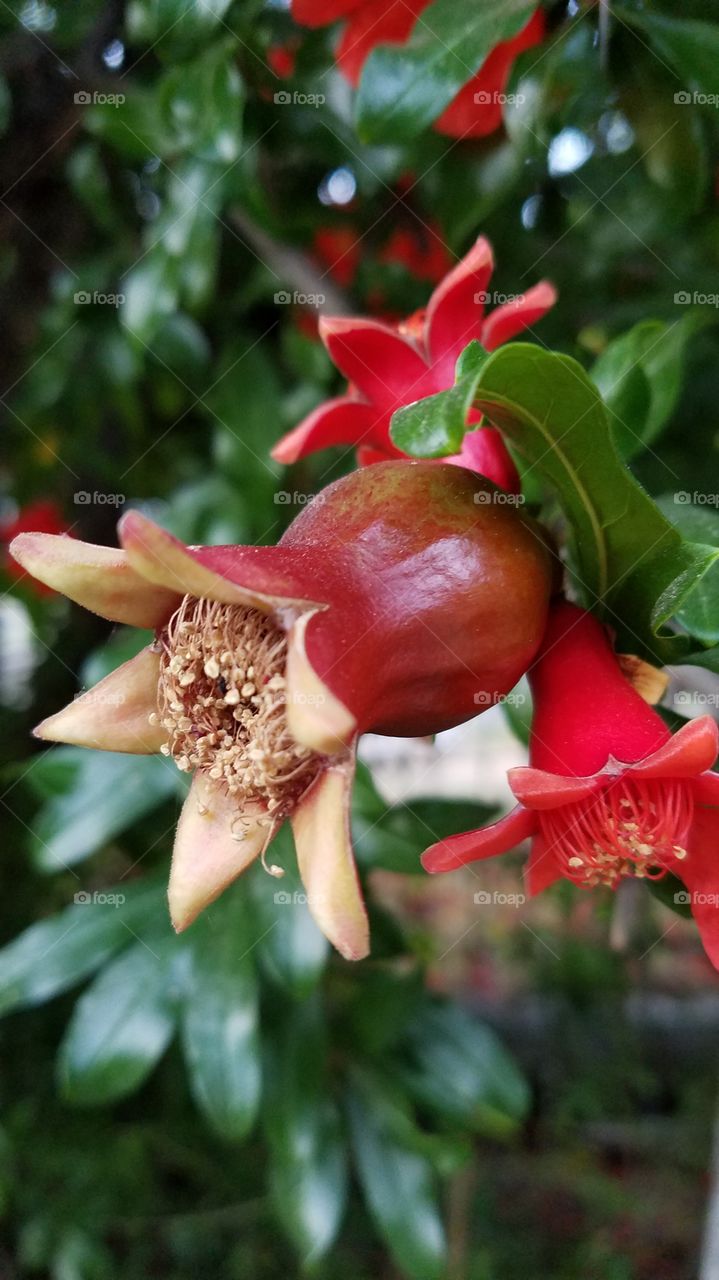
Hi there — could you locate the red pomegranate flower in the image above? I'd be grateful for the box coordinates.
[273,235,556,489]
[423,601,719,967]
[291,0,545,139]
[12,462,553,961]
[1,499,69,595]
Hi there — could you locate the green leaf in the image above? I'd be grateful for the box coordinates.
[127,0,235,53]
[0,879,164,1016]
[247,828,328,997]
[400,1001,530,1136]
[347,1074,446,1280]
[620,10,719,100]
[181,885,261,1141]
[57,937,183,1106]
[591,315,705,457]
[391,342,719,659]
[159,44,244,162]
[352,763,497,875]
[655,495,719,644]
[28,749,184,872]
[355,0,536,142]
[648,873,693,920]
[264,999,347,1265]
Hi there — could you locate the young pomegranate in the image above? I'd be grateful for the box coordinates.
[13,462,554,960]
[423,601,719,968]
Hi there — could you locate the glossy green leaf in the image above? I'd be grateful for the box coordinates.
[347,1074,446,1280]
[0,879,165,1016]
[264,999,347,1265]
[591,314,705,457]
[392,342,719,659]
[400,1001,530,1136]
[355,0,536,142]
[57,937,183,1106]
[181,885,261,1141]
[28,749,184,872]
[655,495,719,644]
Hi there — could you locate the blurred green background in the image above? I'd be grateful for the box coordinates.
[1,0,719,1276]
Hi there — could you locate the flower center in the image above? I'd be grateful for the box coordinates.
[539,777,694,889]
[155,596,322,837]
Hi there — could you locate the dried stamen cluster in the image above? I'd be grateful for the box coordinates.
[155,596,322,836]
[542,777,693,889]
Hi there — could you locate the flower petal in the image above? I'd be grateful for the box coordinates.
[291,758,369,960]
[319,316,431,411]
[119,511,321,614]
[9,533,179,628]
[434,8,546,139]
[509,766,604,810]
[168,774,267,931]
[676,805,719,969]
[524,833,563,896]
[422,804,537,873]
[450,425,520,493]
[34,647,165,754]
[628,715,719,780]
[481,281,558,352]
[424,236,494,379]
[271,396,378,465]
[285,610,358,753]
[336,0,422,85]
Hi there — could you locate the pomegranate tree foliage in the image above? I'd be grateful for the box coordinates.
[0,0,718,1276]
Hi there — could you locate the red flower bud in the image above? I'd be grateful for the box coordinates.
[12,462,553,961]
[273,236,556,491]
[423,602,719,968]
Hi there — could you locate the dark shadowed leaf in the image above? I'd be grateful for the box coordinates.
[264,998,347,1265]
[347,1072,446,1280]
[0,878,165,1016]
[181,883,261,1140]
[57,935,185,1105]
